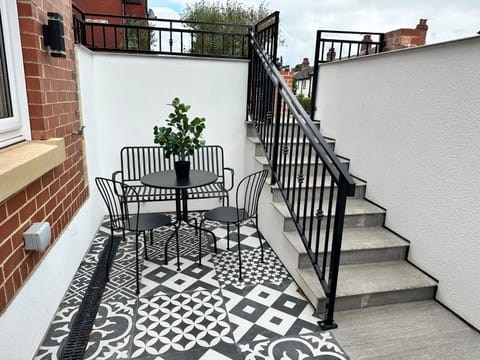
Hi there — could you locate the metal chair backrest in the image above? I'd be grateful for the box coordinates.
[95,177,140,233]
[119,145,226,183]
[235,169,268,218]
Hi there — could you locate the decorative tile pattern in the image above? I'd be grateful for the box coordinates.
[83,299,137,360]
[212,246,291,289]
[131,289,237,359]
[35,213,349,360]
[34,304,78,360]
[239,332,349,360]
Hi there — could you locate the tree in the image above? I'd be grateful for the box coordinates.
[182,0,271,56]
[121,18,157,51]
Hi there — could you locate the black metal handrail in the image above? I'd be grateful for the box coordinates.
[310,29,384,119]
[72,4,251,59]
[248,14,356,329]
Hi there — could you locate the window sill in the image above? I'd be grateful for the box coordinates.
[0,138,66,203]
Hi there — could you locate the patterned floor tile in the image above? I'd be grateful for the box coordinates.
[36,214,349,360]
[221,280,321,344]
[131,289,236,359]
[212,246,291,289]
[83,299,137,360]
[34,304,79,359]
[239,332,349,360]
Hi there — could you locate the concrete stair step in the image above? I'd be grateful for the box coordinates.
[246,136,335,156]
[284,226,409,267]
[255,154,350,174]
[297,261,437,314]
[246,119,321,138]
[272,198,385,231]
[270,175,367,201]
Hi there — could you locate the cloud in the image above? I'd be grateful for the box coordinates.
[149,0,480,65]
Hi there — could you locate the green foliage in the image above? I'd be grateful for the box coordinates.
[120,18,156,51]
[153,97,206,160]
[293,63,302,72]
[182,0,270,56]
[296,94,311,115]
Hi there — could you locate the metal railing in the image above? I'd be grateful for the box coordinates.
[310,30,384,119]
[72,3,251,59]
[248,14,356,329]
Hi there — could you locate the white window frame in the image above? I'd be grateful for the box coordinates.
[0,0,30,148]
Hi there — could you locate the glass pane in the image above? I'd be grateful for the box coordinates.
[0,13,13,119]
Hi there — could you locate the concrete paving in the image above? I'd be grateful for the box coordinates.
[332,300,480,359]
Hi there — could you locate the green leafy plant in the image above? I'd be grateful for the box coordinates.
[153,97,206,160]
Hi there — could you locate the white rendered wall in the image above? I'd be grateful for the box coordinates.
[84,52,248,211]
[315,37,480,329]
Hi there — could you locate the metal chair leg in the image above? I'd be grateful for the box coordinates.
[164,228,177,265]
[143,231,149,261]
[255,216,264,263]
[237,222,242,280]
[135,233,140,295]
[106,227,115,282]
[227,223,230,250]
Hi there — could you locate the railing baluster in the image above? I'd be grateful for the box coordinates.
[248,14,356,329]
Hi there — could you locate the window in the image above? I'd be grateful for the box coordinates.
[0,0,30,148]
[301,80,306,90]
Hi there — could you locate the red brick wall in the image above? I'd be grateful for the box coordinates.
[0,0,88,313]
[280,69,294,89]
[74,0,148,50]
[383,20,428,51]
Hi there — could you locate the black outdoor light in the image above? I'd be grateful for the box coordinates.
[43,12,66,58]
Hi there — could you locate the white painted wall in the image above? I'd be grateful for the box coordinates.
[315,36,480,329]
[87,52,249,210]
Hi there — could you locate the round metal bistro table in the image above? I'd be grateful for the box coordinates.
[141,170,218,270]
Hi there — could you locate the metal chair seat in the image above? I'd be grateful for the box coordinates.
[199,169,268,280]
[203,207,249,224]
[124,213,173,232]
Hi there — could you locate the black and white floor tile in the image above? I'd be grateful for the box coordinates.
[35,213,349,360]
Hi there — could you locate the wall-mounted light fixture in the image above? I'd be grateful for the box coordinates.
[43,12,66,58]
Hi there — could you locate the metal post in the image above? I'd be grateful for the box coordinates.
[270,85,283,186]
[318,176,348,330]
[310,31,321,120]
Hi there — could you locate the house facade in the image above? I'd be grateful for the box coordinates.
[0,0,87,314]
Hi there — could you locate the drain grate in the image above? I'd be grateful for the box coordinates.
[60,236,121,360]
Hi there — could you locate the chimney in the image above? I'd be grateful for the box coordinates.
[383,19,428,51]
[301,57,310,70]
[326,47,336,62]
[360,34,372,52]
[416,19,428,32]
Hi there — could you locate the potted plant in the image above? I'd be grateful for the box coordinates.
[153,97,206,179]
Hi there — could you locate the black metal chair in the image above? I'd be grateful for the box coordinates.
[199,169,268,280]
[95,177,176,294]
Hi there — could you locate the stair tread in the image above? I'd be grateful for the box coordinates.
[284,227,409,255]
[269,175,367,190]
[298,261,437,300]
[254,154,349,166]
[273,198,385,218]
[246,136,335,145]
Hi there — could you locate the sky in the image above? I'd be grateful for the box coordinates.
[148,0,479,65]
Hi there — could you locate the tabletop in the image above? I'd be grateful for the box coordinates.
[140,169,218,189]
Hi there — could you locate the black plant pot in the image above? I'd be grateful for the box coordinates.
[174,160,190,180]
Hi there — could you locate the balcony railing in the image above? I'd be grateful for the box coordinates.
[72,3,251,59]
[310,30,384,119]
[248,13,356,329]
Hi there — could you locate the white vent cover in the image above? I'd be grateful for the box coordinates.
[23,222,51,252]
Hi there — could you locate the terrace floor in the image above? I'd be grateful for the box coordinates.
[34,212,349,359]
